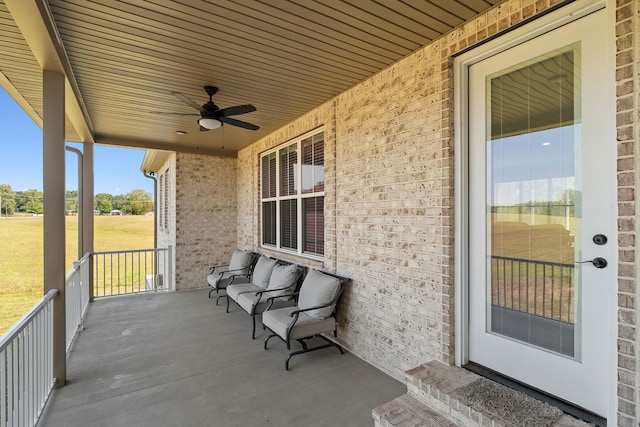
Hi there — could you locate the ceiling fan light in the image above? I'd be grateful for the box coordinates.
[198,118,222,129]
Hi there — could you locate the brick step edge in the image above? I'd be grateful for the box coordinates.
[402,361,593,427]
[373,394,458,427]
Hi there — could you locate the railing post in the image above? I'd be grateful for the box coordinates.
[73,260,82,332]
[168,245,174,292]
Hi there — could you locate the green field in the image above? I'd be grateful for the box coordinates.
[0,215,153,334]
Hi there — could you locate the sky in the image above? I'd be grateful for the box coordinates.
[0,87,154,196]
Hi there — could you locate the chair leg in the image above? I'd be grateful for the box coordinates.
[208,288,214,298]
[251,314,256,339]
[264,333,278,350]
[215,294,227,307]
[284,335,344,370]
[286,353,294,371]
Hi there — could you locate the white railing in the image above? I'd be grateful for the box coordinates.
[93,246,173,298]
[0,289,57,427]
[0,247,173,426]
[65,253,91,353]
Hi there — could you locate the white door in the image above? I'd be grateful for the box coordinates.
[468,9,613,416]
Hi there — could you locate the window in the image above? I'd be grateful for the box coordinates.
[261,130,324,256]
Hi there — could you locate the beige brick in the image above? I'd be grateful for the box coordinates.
[159,153,238,291]
[235,1,640,424]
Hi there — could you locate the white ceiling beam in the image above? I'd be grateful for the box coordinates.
[94,135,237,159]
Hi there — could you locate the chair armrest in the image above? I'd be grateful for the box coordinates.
[224,267,252,275]
[227,272,251,284]
[209,263,230,274]
[263,291,299,302]
[289,292,342,317]
[263,291,299,311]
[256,285,294,296]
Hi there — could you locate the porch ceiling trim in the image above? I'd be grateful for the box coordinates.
[2,0,502,153]
[5,0,93,143]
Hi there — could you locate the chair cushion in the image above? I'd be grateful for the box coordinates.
[237,292,295,315]
[251,255,277,290]
[297,270,341,319]
[263,306,336,340]
[228,249,253,274]
[236,291,260,314]
[227,283,262,302]
[207,272,222,287]
[266,263,299,297]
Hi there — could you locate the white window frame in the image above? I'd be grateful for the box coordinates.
[260,128,325,258]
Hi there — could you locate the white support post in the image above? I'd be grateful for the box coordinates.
[83,141,94,301]
[43,70,66,387]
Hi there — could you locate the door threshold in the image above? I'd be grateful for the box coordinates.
[464,363,606,426]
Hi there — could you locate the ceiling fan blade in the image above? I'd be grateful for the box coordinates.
[219,116,260,130]
[149,111,199,116]
[171,91,206,113]
[218,104,256,117]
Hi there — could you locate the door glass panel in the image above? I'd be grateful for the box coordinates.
[486,44,581,358]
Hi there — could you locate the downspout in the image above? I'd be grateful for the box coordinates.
[65,145,83,259]
[142,171,157,249]
[143,171,159,289]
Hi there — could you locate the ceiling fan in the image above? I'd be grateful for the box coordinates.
[157,86,259,131]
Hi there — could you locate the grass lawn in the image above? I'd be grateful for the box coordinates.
[0,215,153,335]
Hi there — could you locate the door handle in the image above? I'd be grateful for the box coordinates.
[577,257,608,269]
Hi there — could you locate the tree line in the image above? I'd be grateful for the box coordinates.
[0,184,153,216]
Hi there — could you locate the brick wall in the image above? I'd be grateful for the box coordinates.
[235,0,636,423]
[615,1,639,425]
[237,0,574,381]
[173,152,237,291]
[333,40,455,372]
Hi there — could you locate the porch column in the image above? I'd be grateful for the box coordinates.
[43,70,66,387]
[83,141,95,301]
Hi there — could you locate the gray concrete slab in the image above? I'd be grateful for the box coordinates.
[39,290,405,427]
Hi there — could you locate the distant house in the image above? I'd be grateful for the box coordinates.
[109,210,123,216]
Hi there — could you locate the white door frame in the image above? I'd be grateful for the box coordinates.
[453,0,617,422]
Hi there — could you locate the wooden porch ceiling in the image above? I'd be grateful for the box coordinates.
[1,0,500,156]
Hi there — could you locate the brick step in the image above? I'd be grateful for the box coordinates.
[373,394,457,427]
[374,360,592,427]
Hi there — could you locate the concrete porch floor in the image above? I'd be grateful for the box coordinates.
[39,289,405,427]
